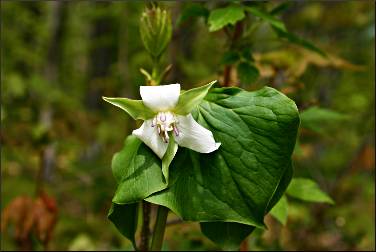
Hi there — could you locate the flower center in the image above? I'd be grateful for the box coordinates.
[152,111,179,143]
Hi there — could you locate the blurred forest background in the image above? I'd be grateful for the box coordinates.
[1,1,374,251]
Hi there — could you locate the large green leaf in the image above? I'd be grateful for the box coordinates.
[208,5,245,32]
[286,178,334,204]
[112,135,166,204]
[108,203,139,249]
[200,222,255,250]
[146,86,300,228]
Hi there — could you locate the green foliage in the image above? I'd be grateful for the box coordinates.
[237,61,260,85]
[300,106,349,134]
[221,50,241,65]
[102,97,156,120]
[272,26,327,57]
[108,203,139,249]
[177,3,209,25]
[270,195,288,225]
[244,6,287,32]
[2,1,374,251]
[200,222,255,250]
[110,86,299,248]
[111,136,166,204]
[208,5,245,32]
[286,178,334,204]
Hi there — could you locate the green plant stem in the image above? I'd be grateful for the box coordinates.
[140,201,151,251]
[151,56,161,85]
[150,205,169,251]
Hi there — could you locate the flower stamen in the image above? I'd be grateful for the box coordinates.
[153,111,178,143]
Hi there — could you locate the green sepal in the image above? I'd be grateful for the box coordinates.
[173,80,217,115]
[103,97,155,120]
[161,134,178,184]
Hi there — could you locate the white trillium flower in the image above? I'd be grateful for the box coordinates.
[133,84,220,159]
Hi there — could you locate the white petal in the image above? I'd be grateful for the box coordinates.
[140,84,180,112]
[132,119,168,159]
[175,114,221,153]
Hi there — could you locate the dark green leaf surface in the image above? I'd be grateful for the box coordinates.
[146,87,300,228]
[286,178,334,204]
[208,5,245,32]
[112,136,166,204]
[200,222,255,250]
[108,203,139,249]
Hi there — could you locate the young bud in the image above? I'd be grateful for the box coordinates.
[139,6,172,59]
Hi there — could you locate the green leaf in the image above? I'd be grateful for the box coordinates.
[177,4,209,26]
[103,97,155,120]
[146,86,300,229]
[237,62,260,84]
[300,106,349,134]
[272,26,327,57]
[200,222,255,250]
[208,5,245,32]
[108,203,139,249]
[221,51,241,65]
[174,80,217,115]
[161,134,178,184]
[244,6,287,32]
[286,178,334,204]
[240,47,255,62]
[270,195,288,225]
[270,2,292,16]
[112,136,166,204]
